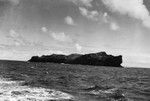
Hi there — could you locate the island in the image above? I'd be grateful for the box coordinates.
[28,52,122,67]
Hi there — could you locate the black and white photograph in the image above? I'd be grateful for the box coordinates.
[0,0,150,100]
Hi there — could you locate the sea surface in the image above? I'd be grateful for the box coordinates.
[0,60,149,101]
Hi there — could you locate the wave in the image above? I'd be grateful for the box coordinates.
[0,77,74,101]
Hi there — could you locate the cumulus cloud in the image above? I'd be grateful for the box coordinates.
[65,16,75,25]
[51,32,72,42]
[110,22,120,31]
[102,0,150,28]
[102,12,120,30]
[75,43,82,52]
[79,7,99,21]
[41,27,48,33]
[79,8,120,30]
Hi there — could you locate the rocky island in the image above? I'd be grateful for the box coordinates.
[29,52,122,67]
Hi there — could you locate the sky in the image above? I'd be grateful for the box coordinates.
[0,0,150,68]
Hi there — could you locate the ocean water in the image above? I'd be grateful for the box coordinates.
[0,60,149,101]
[0,77,74,101]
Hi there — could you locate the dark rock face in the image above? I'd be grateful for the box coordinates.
[29,52,122,67]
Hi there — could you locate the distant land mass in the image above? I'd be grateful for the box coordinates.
[29,52,123,67]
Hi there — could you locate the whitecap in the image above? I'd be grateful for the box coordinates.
[0,77,74,101]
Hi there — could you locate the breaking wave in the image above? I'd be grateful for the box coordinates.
[0,77,74,101]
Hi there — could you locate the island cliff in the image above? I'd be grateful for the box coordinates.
[28,52,122,67]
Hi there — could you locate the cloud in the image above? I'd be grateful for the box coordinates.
[103,12,109,23]
[8,0,20,5]
[65,16,75,25]
[7,29,43,47]
[9,29,19,38]
[69,0,93,7]
[102,12,120,30]
[110,22,120,31]
[79,7,99,21]
[51,32,72,42]
[50,50,65,55]
[8,30,27,46]
[41,27,48,33]
[75,43,82,52]
[102,0,150,28]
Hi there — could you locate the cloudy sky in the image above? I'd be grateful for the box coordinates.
[0,0,150,67]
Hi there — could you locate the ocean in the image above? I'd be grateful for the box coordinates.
[0,60,149,101]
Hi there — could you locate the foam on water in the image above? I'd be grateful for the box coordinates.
[0,77,74,101]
